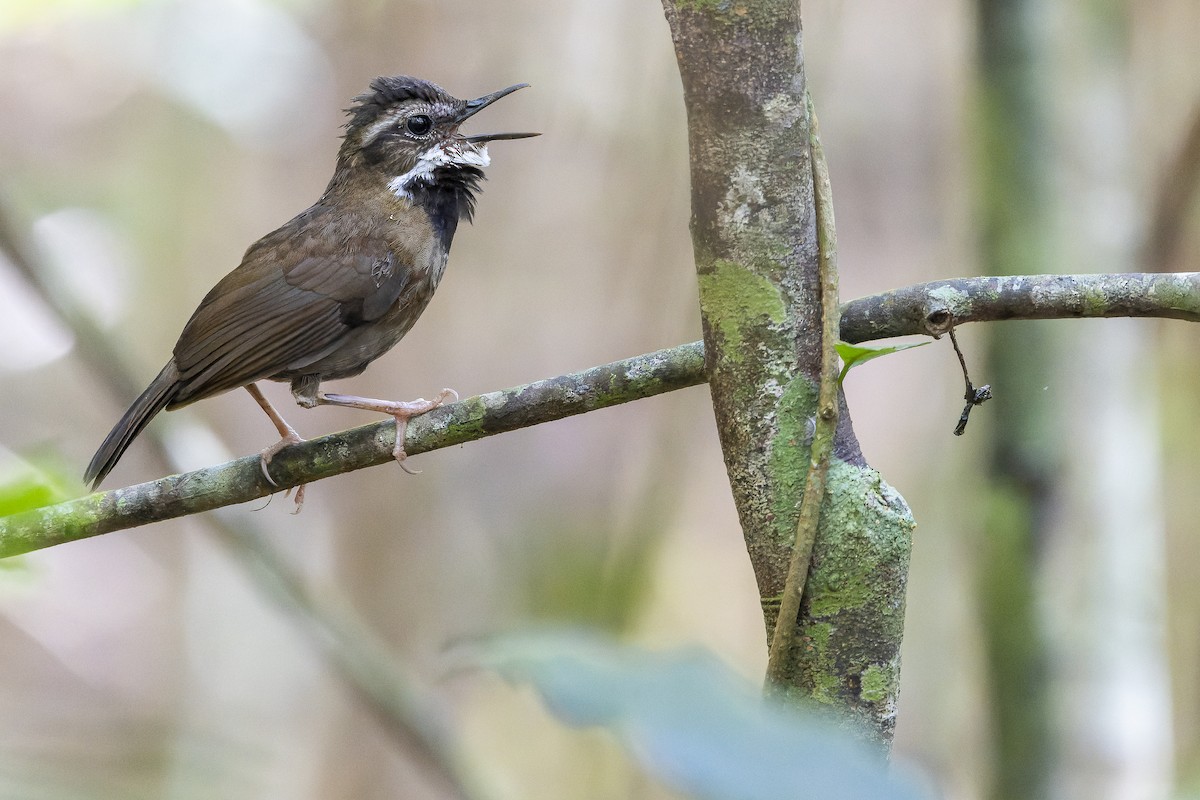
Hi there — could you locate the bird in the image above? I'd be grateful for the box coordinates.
[84,75,536,493]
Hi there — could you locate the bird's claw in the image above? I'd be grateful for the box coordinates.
[259,456,279,487]
[259,431,307,510]
[286,483,307,512]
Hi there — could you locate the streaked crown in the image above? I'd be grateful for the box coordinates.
[339,75,535,177]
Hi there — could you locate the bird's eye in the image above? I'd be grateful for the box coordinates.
[406,115,434,136]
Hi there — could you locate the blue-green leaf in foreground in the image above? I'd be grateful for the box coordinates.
[475,631,929,800]
[836,340,929,385]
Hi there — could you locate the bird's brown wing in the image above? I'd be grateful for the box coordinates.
[170,209,411,404]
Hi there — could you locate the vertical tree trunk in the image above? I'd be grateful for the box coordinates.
[1044,4,1172,796]
[660,0,915,744]
[973,0,1055,795]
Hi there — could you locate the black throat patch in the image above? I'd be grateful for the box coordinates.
[406,166,484,251]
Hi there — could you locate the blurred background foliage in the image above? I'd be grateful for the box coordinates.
[0,0,1198,798]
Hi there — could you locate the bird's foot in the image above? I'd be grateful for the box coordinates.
[387,389,458,471]
[259,430,307,511]
[316,387,458,474]
[259,429,305,484]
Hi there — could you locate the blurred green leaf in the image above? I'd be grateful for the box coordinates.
[476,631,929,800]
[836,340,929,384]
[509,521,661,633]
[0,458,73,517]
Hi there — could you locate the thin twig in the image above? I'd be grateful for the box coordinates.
[765,94,840,689]
[947,326,992,436]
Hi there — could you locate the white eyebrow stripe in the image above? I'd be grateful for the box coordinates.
[360,110,404,147]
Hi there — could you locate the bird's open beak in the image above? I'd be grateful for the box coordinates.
[458,83,540,143]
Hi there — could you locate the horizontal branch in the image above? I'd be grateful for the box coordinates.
[2,271,1196,556]
[0,343,705,557]
[838,272,1200,342]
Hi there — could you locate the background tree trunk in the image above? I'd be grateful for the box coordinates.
[973,3,1174,797]
[1042,4,1172,797]
[973,0,1056,794]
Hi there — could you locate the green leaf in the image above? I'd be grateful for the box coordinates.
[0,458,73,518]
[475,630,929,800]
[0,456,71,576]
[836,340,929,384]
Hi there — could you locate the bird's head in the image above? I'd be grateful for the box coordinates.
[339,75,536,198]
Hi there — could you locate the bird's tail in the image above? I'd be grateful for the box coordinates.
[85,362,181,489]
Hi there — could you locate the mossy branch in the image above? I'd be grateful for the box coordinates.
[839,272,1200,341]
[2,272,1197,556]
[0,343,704,557]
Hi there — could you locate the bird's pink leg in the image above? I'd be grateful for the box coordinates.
[246,383,306,508]
[316,388,458,472]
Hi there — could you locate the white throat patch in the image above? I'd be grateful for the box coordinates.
[388,142,491,200]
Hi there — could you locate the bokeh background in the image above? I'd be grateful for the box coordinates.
[1,0,1198,798]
